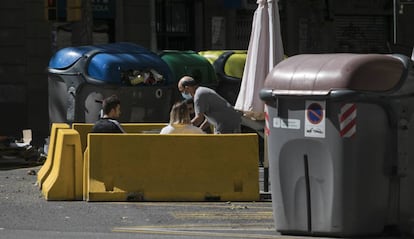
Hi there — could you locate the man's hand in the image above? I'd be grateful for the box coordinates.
[191,114,205,128]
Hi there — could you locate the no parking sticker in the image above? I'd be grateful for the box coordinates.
[304,100,326,138]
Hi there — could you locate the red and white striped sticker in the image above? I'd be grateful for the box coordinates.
[264,105,270,136]
[339,103,356,138]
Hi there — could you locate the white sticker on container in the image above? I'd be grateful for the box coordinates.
[273,117,300,129]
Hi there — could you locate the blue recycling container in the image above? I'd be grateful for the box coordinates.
[48,42,174,124]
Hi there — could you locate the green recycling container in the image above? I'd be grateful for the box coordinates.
[160,50,218,87]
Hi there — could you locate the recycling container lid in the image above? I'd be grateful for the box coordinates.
[263,53,408,95]
[198,50,247,80]
[160,50,218,85]
[49,42,151,70]
[49,42,172,85]
[223,51,247,79]
[49,45,96,69]
[198,50,227,65]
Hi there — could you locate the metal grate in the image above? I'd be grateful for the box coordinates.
[335,16,390,53]
[233,11,253,49]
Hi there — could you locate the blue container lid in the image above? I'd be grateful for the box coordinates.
[49,42,172,85]
[48,45,95,69]
[88,51,172,85]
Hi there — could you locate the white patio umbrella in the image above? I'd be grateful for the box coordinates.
[235,0,284,119]
[235,0,284,192]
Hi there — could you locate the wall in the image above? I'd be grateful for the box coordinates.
[115,0,152,48]
[395,2,414,55]
[203,0,253,50]
[283,0,399,56]
[1,0,413,147]
[0,0,51,146]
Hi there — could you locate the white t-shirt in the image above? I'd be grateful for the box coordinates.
[160,124,205,134]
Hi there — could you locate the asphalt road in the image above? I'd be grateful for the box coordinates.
[0,161,292,239]
[0,160,408,239]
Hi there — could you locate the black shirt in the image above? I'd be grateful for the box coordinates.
[91,118,125,133]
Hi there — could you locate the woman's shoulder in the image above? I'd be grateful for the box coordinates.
[160,124,205,134]
[160,124,174,134]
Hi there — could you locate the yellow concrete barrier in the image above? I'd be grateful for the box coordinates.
[37,123,70,189]
[83,147,90,201]
[41,129,83,201]
[85,133,259,202]
[72,123,167,153]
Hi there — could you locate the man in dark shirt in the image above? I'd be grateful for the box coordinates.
[92,95,126,133]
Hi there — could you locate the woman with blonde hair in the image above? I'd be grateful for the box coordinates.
[160,101,205,134]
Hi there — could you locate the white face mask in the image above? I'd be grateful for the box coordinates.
[181,92,192,100]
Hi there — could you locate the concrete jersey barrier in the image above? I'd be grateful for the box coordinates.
[39,123,260,202]
[41,128,83,200]
[84,133,260,202]
[37,123,70,189]
[72,123,167,153]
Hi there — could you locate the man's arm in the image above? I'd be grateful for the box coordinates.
[199,118,211,132]
[191,113,205,128]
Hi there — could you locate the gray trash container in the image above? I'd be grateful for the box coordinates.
[260,53,414,237]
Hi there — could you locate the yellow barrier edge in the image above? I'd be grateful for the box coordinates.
[41,129,83,201]
[37,123,70,189]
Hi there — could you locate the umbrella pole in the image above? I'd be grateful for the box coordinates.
[263,133,269,192]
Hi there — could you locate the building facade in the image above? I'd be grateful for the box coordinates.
[0,0,413,145]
